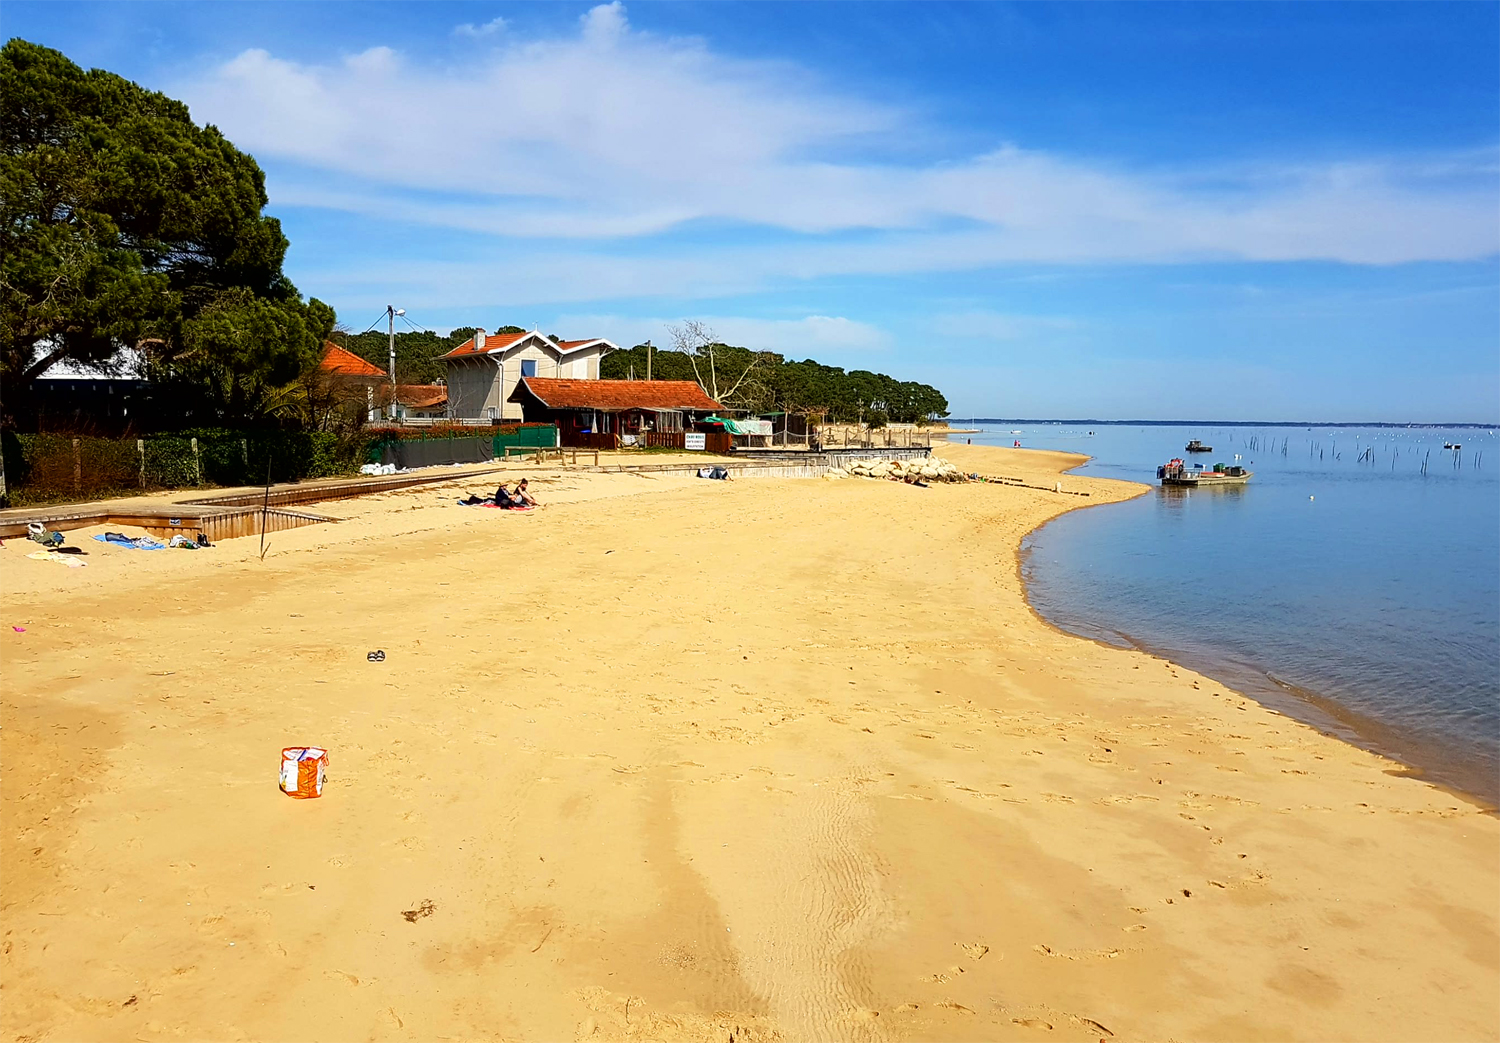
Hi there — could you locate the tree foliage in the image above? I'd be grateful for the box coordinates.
[0,39,334,423]
[603,328,949,424]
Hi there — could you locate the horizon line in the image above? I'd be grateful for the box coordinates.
[958,419,1497,429]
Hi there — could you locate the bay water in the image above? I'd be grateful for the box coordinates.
[953,422,1499,804]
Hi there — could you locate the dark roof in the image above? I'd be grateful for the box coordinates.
[511,377,721,412]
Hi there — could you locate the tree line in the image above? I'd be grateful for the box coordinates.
[602,322,948,425]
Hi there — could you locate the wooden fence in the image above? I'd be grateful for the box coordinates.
[562,431,620,450]
[647,432,732,453]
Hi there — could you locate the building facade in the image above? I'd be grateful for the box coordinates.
[508,376,723,448]
[442,330,614,421]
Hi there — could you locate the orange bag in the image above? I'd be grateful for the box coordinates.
[280,747,328,798]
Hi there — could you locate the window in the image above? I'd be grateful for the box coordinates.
[520,359,537,377]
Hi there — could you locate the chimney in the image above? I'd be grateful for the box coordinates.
[474,328,486,352]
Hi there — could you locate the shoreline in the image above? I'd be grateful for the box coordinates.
[999,444,1499,813]
[4,442,1497,1041]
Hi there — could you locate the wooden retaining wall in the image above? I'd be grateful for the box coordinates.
[0,505,333,542]
[181,468,504,509]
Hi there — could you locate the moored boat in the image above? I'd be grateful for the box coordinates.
[1185,439,1213,452]
[1158,458,1252,486]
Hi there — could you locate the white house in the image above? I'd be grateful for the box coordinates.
[441,329,615,421]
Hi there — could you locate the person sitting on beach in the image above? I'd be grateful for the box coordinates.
[511,479,541,507]
[493,483,521,508]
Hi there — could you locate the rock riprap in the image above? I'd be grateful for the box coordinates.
[823,457,966,482]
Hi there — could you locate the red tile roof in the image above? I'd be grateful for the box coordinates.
[441,332,614,359]
[439,331,531,359]
[319,341,385,378]
[512,377,721,412]
[395,384,447,410]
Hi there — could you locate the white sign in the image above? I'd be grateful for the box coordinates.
[684,433,706,450]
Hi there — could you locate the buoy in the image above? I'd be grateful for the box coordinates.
[1309,495,1315,501]
[280,747,328,799]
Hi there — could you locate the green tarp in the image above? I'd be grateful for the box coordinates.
[703,416,755,435]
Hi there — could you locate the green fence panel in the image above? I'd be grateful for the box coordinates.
[493,425,557,454]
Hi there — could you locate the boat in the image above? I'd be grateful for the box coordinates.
[1184,440,1213,453]
[1158,458,1252,486]
[1444,442,1462,450]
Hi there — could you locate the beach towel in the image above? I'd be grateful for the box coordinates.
[27,550,87,568]
[93,533,166,550]
[457,500,534,512]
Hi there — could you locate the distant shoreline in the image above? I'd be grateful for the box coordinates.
[959,418,1497,429]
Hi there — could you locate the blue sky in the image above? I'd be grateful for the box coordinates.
[9,1,1499,420]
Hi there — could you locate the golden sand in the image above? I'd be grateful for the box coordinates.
[3,443,1496,1041]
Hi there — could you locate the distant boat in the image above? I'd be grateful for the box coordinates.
[1185,440,1213,453]
[1444,442,1462,450]
[1158,458,1252,486]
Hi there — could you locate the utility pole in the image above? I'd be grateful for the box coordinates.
[645,339,653,381]
[0,364,7,508]
[386,305,404,420]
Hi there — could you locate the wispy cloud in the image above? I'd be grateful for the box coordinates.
[546,313,892,358]
[174,1,1499,295]
[453,15,507,38]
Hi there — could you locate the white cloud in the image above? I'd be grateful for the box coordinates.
[544,313,891,357]
[454,16,507,38]
[173,2,1499,288]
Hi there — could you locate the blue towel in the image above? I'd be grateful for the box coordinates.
[94,533,166,550]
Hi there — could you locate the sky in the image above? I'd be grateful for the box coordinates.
[8,1,1500,421]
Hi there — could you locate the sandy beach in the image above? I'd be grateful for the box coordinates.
[3,442,1496,1042]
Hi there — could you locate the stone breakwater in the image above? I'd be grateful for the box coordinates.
[823,456,966,482]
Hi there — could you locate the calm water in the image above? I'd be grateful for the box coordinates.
[954,423,1500,804]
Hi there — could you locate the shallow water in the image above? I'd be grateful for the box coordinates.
[955,422,1500,804]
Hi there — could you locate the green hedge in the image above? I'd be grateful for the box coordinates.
[1,424,557,506]
[1,429,368,505]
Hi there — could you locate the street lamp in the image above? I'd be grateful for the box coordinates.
[386,306,405,421]
[386,306,405,386]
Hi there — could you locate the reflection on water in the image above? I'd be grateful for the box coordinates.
[1156,484,1247,505]
[967,422,1500,805]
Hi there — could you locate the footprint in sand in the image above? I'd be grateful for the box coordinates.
[962,943,990,960]
[920,965,966,983]
[1013,1018,1053,1030]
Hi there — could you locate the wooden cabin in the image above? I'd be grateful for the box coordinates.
[508,377,723,449]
